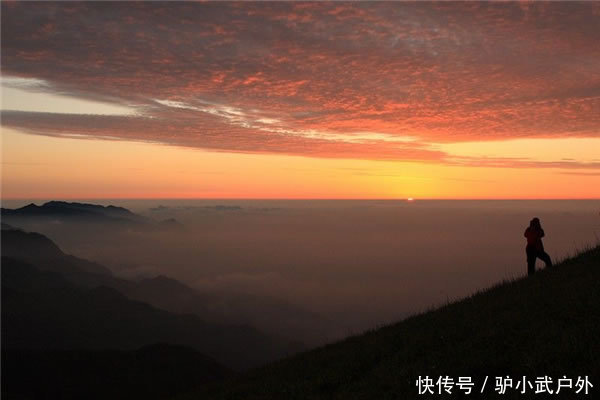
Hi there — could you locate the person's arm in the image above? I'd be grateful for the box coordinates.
[539,229,545,238]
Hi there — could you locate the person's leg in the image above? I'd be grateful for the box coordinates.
[539,251,552,268]
[526,247,536,276]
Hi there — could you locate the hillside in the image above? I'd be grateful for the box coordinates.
[1,226,313,354]
[183,245,600,399]
[1,256,298,370]
[2,208,329,345]
[1,226,113,276]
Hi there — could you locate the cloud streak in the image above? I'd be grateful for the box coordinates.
[1,110,444,162]
[2,2,599,162]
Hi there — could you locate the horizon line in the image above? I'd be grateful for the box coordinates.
[2,197,599,202]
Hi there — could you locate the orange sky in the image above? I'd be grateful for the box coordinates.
[1,2,599,199]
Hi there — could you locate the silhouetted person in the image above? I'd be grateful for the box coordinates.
[524,217,552,276]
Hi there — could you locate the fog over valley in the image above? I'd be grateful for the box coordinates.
[3,199,599,346]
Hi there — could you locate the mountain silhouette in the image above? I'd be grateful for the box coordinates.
[1,226,112,276]
[1,201,183,230]
[2,201,144,222]
[1,226,303,368]
[2,256,299,370]
[1,223,327,345]
[1,226,304,371]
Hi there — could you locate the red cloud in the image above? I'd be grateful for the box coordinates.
[1,2,599,159]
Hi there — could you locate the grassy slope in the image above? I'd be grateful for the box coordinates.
[182,246,599,399]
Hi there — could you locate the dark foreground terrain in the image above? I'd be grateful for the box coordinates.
[180,245,599,399]
[1,224,298,400]
[2,219,598,399]
[2,344,230,400]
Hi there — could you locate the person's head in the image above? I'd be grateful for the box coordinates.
[530,217,541,228]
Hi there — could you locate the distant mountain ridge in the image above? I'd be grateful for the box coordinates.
[2,200,144,221]
[1,256,297,370]
[1,200,182,230]
[1,226,113,276]
[1,221,330,346]
[1,226,302,370]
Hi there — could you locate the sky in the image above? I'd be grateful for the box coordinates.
[1,1,599,199]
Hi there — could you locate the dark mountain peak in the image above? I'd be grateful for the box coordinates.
[106,204,135,214]
[42,201,136,216]
[42,200,83,209]
[3,201,100,218]
[1,201,187,232]
[2,200,147,225]
[1,228,112,277]
[2,228,64,258]
[2,203,43,216]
